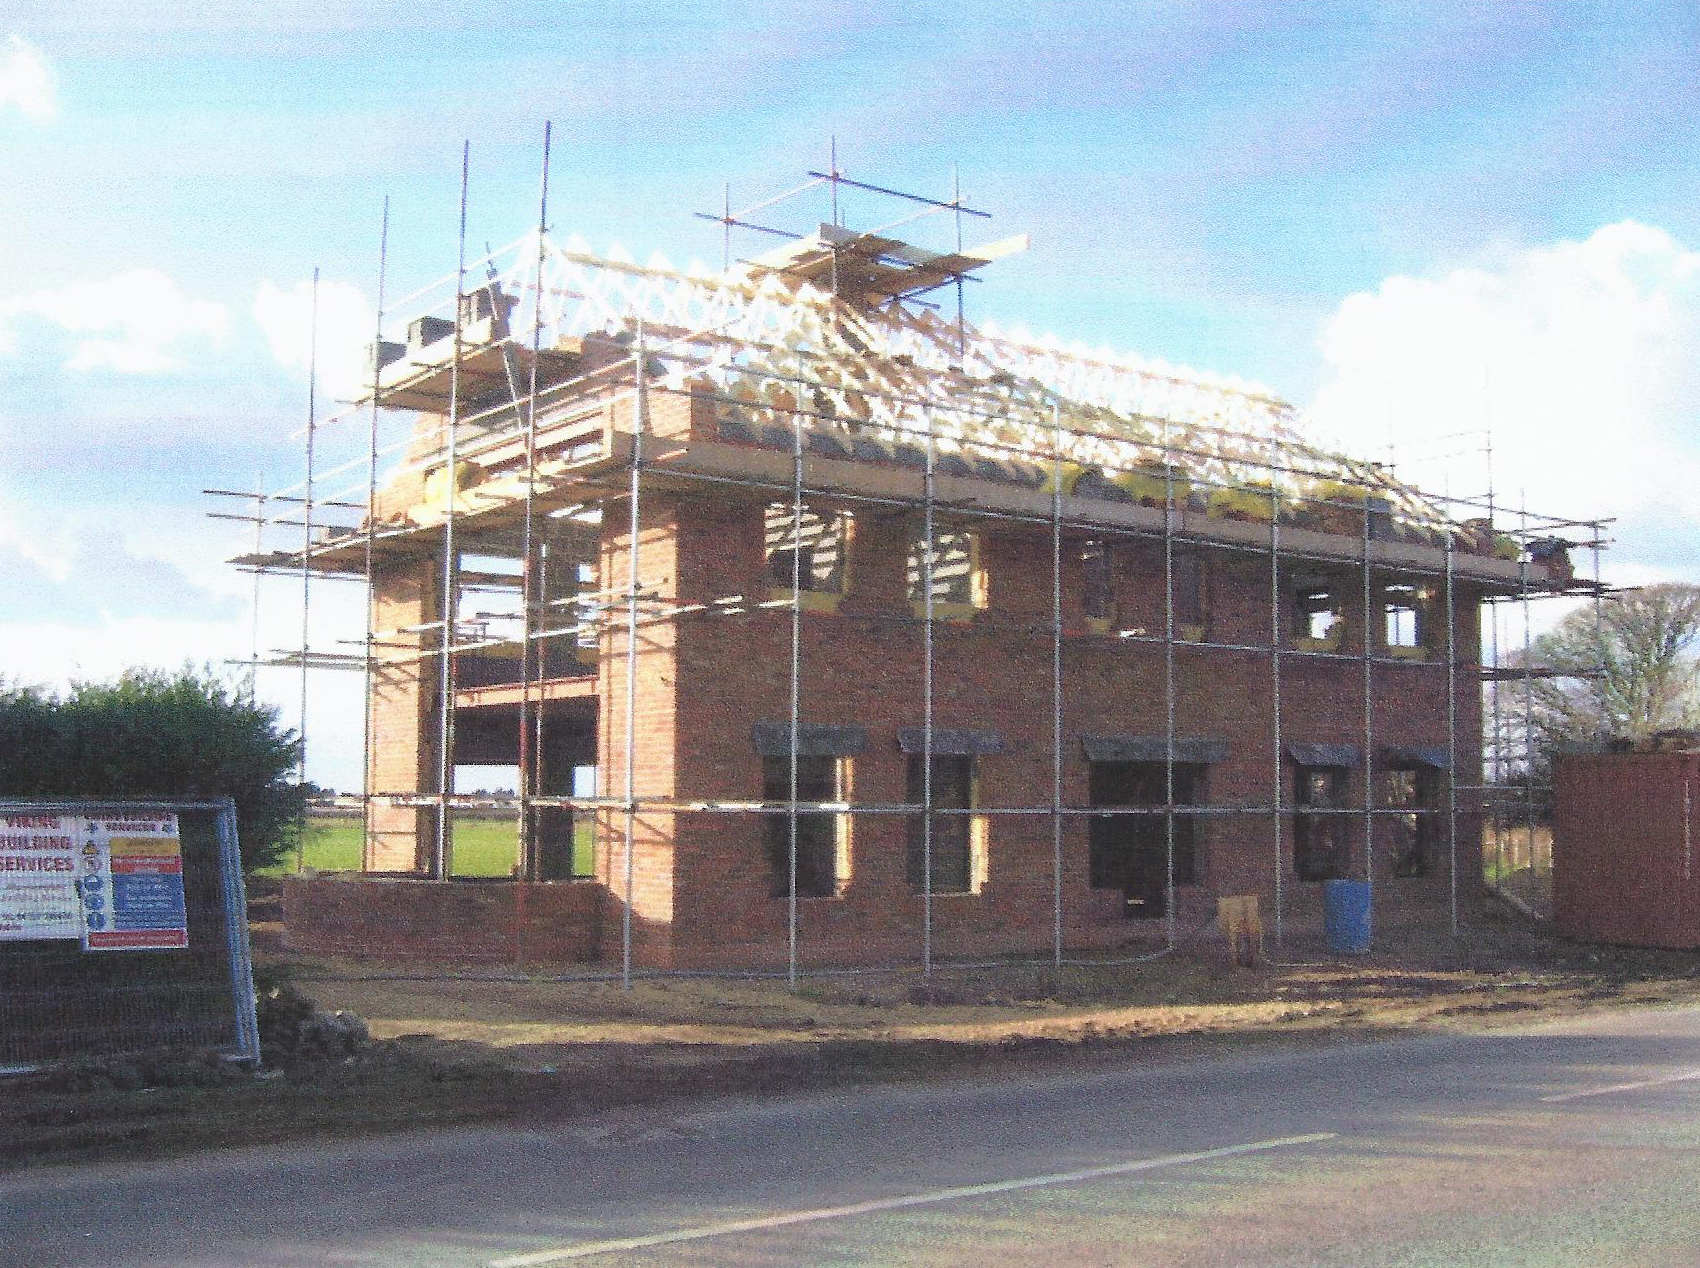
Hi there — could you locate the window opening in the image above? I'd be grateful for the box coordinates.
[762,755,841,898]
[1088,761,1203,918]
[566,764,597,877]
[459,551,522,577]
[454,551,524,678]
[567,560,599,662]
[765,504,847,594]
[1172,547,1205,629]
[534,529,600,675]
[1384,583,1426,649]
[531,757,594,882]
[1082,541,1115,623]
[1385,767,1437,878]
[449,764,520,878]
[452,764,517,796]
[906,753,974,894]
[908,528,983,610]
[1293,764,1350,881]
[1294,581,1341,645]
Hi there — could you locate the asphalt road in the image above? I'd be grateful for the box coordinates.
[8,1004,1700,1267]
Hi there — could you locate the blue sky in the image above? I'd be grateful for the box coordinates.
[3,2,1698,785]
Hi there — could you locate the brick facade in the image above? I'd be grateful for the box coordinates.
[283,873,603,963]
[238,216,1578,971]
[630,492,1483,967]
[331,421,1488,967]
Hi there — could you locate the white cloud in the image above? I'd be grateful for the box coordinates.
[254,277,376,401]
[0,615,246,690]
[1602,560,1695,593]
[0,502,72,584]
[0,35,55,121]
[0,268,229,373]
[1307,221,1700,581]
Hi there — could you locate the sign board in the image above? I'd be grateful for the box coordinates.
[80,814,189,951]
[0,811,187,951]
[0,813,82,940]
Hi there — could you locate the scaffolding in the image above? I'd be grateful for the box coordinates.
[212,140,1608,985]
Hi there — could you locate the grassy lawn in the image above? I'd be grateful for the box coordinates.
[265,815,592,878]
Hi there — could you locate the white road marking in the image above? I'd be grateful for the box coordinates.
[488,1131,1339,1266]
[1540,1067,1700,1103]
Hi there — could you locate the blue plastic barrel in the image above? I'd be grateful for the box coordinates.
[1323,879,1372,954]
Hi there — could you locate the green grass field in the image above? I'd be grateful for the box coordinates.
[1482,824,1552,887]
[264,815,593,878]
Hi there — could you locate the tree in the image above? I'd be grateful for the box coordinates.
[1509,583,1700,755]
[0,667,302,873]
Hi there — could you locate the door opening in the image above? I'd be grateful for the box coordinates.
[1088,761,1201,918]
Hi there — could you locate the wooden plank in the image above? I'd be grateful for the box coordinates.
[252,425,1547,593]
[641,436,1545,588]
[364,343,586,412]
[454,675,597,710]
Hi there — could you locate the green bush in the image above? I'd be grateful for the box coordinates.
[0,667,302,873]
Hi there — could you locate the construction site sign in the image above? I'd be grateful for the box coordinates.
[79,813,189,951]
[0,811,188,949]
[0,812,82,941]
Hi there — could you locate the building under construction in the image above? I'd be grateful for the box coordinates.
[228,158,1604,977]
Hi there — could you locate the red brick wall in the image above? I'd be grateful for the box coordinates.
[654,497,1483,967]
[358,447,1488,968]
[283,874,604,963]
[595,491,687,962]
[367,560,437,871]
[1554,752,1700,948]
[607,380,701,442]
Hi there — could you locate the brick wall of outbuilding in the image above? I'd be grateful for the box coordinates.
[1554,751,1700,948]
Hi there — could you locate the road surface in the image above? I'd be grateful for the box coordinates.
[8,1003,1700,1266]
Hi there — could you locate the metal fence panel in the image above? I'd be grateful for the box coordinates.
[0,798,259,1074]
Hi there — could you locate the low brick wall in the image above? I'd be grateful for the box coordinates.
[283,874,606,964]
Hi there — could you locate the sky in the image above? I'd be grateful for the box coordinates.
[1,1,1697,787]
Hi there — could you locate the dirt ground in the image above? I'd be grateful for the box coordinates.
[290,911,1700,1069]
[8,905,1700,1171]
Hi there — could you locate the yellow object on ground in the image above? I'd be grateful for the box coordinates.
[1219,894,1263,966]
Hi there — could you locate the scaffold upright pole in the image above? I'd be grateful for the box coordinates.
[361,199,390,869]
[434,142,470,881]
[517,121,551,885]
[297,267,319,872]
[621,323,646,989]
[1050,401,1065,965]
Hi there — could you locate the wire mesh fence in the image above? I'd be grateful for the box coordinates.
[0,799,259,1074]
